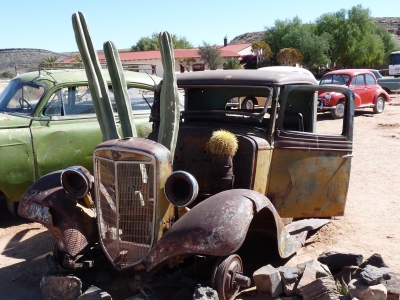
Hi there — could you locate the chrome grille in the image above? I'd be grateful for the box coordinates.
[95,154,155,269]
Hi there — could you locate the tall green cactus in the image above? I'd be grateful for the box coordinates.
[72,12,120,141]
[157,31,180,159]
[104,41,137,138]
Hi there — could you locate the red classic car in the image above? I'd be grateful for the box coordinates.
[318,69,391,119]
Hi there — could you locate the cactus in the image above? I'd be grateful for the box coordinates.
[208,130,238,157]
[157,31,180,159]
[103,41,137,138]
[71,12,120,141]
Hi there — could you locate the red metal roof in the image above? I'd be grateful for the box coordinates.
[96,48,240,62]
[221,43,251,52]
[62,44,250,63]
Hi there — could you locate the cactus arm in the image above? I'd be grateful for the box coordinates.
[103,41,137,138]
[157,31,180,160]
[72,12,120,141]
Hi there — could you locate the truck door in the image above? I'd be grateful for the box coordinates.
[267,85,354,218]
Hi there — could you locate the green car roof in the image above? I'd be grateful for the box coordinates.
[15,69,161,89]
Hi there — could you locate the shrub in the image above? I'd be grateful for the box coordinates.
[1,71,15,79]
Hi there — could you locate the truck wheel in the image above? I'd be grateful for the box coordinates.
[241,97,255,110]
[211,254,250,300]
[373,96,385,114]
[330,100,345,119]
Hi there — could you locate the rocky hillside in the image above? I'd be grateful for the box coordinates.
[1,18,399,76]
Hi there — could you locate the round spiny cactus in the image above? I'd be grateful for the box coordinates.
[208,130,238,157]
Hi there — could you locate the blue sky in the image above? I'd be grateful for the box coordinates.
[0,0,396,53]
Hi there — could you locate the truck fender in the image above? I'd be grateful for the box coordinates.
[18,168,98,257]
[143,189,301,271]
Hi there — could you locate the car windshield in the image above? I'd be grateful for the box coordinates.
[0,80,45,116]
[180,86,272,128]
[319,74,350,85]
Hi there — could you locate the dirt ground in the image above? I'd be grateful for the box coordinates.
[1,94,400,299]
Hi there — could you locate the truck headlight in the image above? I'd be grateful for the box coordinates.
[60,166,92,198]
[164,171,198,207]
[325,93,331,101]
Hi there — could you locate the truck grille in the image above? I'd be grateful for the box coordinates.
[94,155,155,269]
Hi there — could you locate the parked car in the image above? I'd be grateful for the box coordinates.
[19,68,354,299]
[0,67,161,214]
[369,69,400,94]
[318,69,390,119]
[226,66,317,110]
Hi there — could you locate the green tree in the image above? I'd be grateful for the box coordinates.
[42,55,59,63]
[224,57,244,69]
[265,17,330,69]
[198,41,222,70]
[315,5,396,68]
[131,33,193,51]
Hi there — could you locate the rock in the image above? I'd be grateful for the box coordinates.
[296,260,314,277]
[387,295,400,300]
[278,266,298,296]
[253,264,283,297]
[361,265,384,285]
[45,254,60,275]
[301,276,340,300]
[193,284,218,300]
[348,278,387,300]
[297,260,332,295]
[360,254,389,269]
[382,274,400,295]
[40,275,82,300]
[318,251,363,269]
[77,285,111,300]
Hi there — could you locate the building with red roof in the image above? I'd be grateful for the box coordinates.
[64,41,253,77]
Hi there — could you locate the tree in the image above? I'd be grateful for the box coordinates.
[265,17,330,69]
[131,33,193,51]
[251,41,273,64]
[277,48,304,66]
[241,55,257,69]
[198,42,222,70]
[179,57,196,72]
[42,55,60,67]
[315,5,396,68]
[224,57,244,69]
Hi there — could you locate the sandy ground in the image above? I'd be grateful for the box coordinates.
[0,94,400,299]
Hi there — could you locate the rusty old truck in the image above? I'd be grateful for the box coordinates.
[18,67,354,299]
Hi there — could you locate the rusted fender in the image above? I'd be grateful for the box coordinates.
[143,189,301,271]
[18,168,98,257]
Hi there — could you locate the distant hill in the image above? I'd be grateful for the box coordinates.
[1,18,399,76]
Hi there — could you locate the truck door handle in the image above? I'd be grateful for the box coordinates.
[342,154,353,158]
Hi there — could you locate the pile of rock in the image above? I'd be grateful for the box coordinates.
[252,251,400,300]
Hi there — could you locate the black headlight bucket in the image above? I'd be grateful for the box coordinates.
[164,171,198,207]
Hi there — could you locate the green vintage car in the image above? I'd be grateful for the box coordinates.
[0,67,161,215]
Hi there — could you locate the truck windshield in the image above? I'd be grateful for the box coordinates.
[0,80,45,115]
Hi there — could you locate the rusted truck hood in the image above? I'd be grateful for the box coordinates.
[0,113,31,129]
